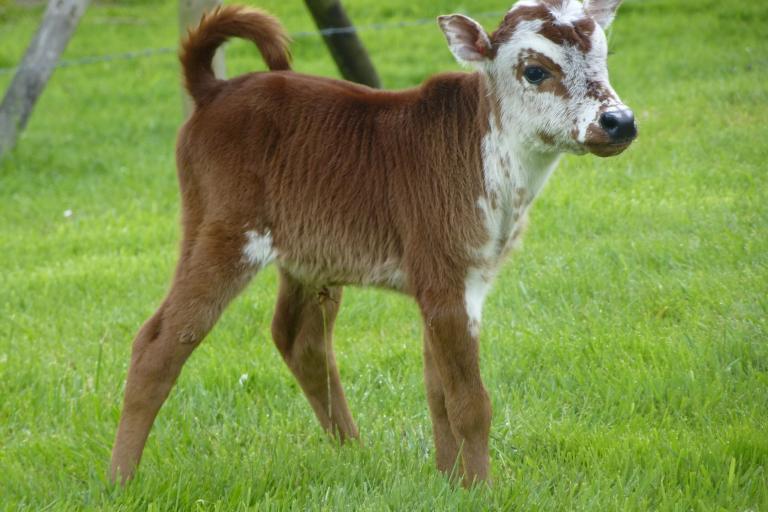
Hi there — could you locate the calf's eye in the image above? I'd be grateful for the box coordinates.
[523,66,549,85]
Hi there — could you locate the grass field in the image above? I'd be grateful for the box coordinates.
[1,0,767,510]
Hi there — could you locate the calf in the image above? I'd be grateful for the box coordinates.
[110,0,636,486]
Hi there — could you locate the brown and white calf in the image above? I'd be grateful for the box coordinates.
[110,0,636,486]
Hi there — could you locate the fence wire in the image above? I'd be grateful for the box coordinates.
[0,11,506,75]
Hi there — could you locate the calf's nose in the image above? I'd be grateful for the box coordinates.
[599,109,637,143]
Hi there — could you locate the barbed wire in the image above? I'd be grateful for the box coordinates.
[0,11,506,75]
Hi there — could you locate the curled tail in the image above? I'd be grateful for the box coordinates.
[180,5,291,107]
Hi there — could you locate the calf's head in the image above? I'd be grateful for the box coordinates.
[439,0,637,157]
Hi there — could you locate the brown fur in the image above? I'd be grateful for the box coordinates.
[586,79,615,102]
[176,68,489,295]
[490,5,550,52]
[515,48,571,99]
[180,6,291,105]
[538,17,595,54]
[490,4,595,54]
[111,5,496,487]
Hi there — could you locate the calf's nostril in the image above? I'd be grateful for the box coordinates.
[600,112,619,131]
[599,109,637,143]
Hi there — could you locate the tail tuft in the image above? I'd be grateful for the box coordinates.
[180,5,291,107]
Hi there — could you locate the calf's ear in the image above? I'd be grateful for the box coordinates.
[583,0,623,29]
[438,14,492,65]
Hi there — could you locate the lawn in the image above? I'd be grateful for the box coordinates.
[1,0,766,510]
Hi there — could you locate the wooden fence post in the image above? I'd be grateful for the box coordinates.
[0,0,91,160]
[303,0,380,88]
[179,0,226,117]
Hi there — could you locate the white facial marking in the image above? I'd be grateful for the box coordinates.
[548,1,586,25]
[243,230,277,267]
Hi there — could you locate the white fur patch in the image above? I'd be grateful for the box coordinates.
[513,0,543,9]
[465,267,494,338]
[243,230,277,267]
[481,118,562,198]
[549,1,588,25]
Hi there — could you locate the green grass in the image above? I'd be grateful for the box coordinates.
[1,0,767,509]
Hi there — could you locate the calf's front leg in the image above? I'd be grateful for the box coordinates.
[423,333,462,478]
[419,296,491,486]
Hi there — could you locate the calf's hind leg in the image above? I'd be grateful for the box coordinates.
[271,270,358,440]
[110,225,256,484]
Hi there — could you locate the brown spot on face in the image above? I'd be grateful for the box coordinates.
[584,121,632,157]
[586,141,632,157]
[585,122,612,146]
[538,17,595,54]
[490,5,551,51]
[586,80,615,102]
[490,5,596,55]
[517,49,565,76]
[515,49,570,99]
